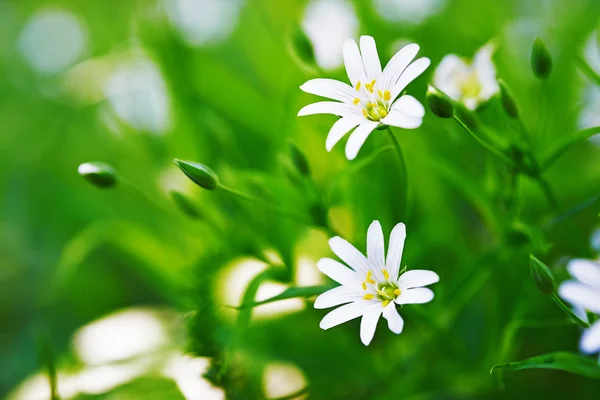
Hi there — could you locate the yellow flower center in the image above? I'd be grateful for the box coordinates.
[458,71,483,99]
[361,269,401,307]
[354,80,392,122]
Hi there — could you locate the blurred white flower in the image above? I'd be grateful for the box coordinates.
[262,362,308,399]
[373,0,445,25]
[314,221,439,346]
[103,57,171,135]
[558,259,600,356]
[433,43,498,110]
[298,36,429,160]
[18,9,87,74]
[164,0,244,46]
[302,0,358,70]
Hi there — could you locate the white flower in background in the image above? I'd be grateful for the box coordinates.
[373,0,445,26]
[314,221,439,346]
[298,36,429,160]
[558,259,600,357]
[433,43,499,110]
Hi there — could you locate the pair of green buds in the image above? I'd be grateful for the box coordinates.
[427,37,552,120]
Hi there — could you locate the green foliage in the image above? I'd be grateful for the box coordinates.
[491,352,600,379]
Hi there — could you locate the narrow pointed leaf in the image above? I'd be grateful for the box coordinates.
[491,352,600,379]
[234,285,334,309]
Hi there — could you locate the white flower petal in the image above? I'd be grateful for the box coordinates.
[382,302,404,334]
[396,287,434,305]
[432,54,469,101]
[367,220,386,273]
[360,303,384,345]
[558,281,600,314]
[398,270,440,289]
[319,301,370,330]
[390,57,431,101]
[298,101,353,117]
[567,259,600,288]
[381,43,420,91]
[328,236,370,274]
[343,38,367,88]
[314,286,361,309]
[381,110,422,129]
[317,258,358,286]
[345,121,379,160]
[359,35,382,81]
[386,222,406,280]
[325,115,364,152]
[390,95,426,118]
[581,320,600,354]
[300,78,356,103]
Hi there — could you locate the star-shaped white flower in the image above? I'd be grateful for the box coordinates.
[298,36,430,160]
[432,43,498,110]
[559,259,600,357]
[314,221,439,346]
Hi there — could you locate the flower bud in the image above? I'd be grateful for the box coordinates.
[427,86,454,118]
[529,255,557,296]
[287,24,316,69]
[173,159,219,191]
[531,37,552,80]
[498,79,519,119]
[170,191,202,219]
[289,143,311,177]
[78,162,118,189]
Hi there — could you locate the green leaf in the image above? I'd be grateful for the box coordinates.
[234,285,333,309]
[490,352,600,379]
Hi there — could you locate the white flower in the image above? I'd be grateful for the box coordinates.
[298,36,430,160]
[314,221,439,346]
[432,43,498,110]
[558,259,600,356]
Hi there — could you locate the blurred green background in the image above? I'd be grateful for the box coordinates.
[2,0,600,398]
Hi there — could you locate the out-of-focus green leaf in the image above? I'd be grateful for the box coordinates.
[490,352,600,379]
[542,126,600,170]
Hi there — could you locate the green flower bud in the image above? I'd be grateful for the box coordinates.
[289,143,311,176]
[170,191,202,219]
[531,37,552,80]
[498,79,519,119]
[78,162,118,189]
[173,159,219,191]
[427,86,454,118]
[529,255,557,296]
[287,24,316,68]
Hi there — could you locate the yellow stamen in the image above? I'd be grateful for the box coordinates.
[362,109,369,119]
[365,83,373,93]
[382,300,390,308]
[377,90,383,99]
[364,294,374,300]
[379,109,388,118]
[366,271,376,284]
[371,79,376,87]
[383,269,389,280]
[383,90,391,101]
[353,97,360,105]
[361,282,367,290]
[355,81,362,91]
[394,289,401,296]
[366,102,375,110]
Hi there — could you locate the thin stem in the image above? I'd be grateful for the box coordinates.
[386,127,409,218]
[452,115,515,167]
[536,177,561,213]
[577,55,600,86]
[550,293,591,328]
[218,184,314,224]
[542,126,600,170]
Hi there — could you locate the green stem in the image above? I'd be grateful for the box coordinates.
[452,115,515,167]
[386,127,409,218]
[577,55,600,86]
[542,126,600,170]
[536,177,562,213]
[218,184,314,224]
[550,293,591,328]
